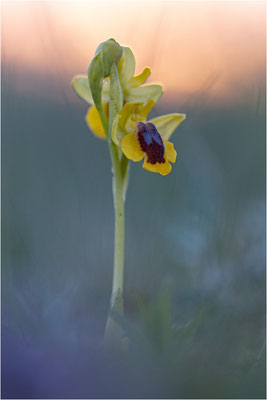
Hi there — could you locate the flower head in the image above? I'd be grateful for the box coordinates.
[71,45,162,139]
[111,100,155,145]
[71,40,186,176]
[112,103,186,175]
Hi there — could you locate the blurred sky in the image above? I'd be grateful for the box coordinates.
[2,1,265,105]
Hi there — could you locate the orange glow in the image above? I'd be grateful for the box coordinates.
[2,1,265,104]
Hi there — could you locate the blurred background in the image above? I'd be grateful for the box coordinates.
[1,1,266,398]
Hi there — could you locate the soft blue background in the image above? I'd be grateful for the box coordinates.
[2,40,265,400]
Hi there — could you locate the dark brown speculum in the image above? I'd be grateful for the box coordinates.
[136,122,165,164]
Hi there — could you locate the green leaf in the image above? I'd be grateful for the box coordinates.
[181,304,208,342]
[136,286,173,352]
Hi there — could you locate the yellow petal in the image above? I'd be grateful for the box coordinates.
[129,67,151,87]
[143,156,172,176]
[117,100,155,135]
[119,102,141,130]
[142,157,158,173]
[121,132,144,162]
[139,99,155,120]
[85,104,109,139]
[163,140,177,163]
[157,161,172,175]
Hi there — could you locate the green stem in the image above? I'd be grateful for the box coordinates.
[96,103,125,314]
[95,68,129,343]
[109,142,125,313]
[96,104,109,135]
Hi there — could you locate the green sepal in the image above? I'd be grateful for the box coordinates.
[125,84,163,103]
[71,75,94,105]
[117,46,136,86]
[149,113,186,140]
[72,74,110,105]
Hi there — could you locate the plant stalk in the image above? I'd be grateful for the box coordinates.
[110,145,125,313]
[95,71,128,342]
[98,103,125,313]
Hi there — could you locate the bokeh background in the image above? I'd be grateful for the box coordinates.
[2,1,266,398]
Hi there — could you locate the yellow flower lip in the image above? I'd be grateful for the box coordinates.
[121,120,178,176]
[115,105,185,175]
[136,122,165,164]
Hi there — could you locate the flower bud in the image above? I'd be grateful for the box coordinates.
[88,49,104,109]
[95,38,122,78]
